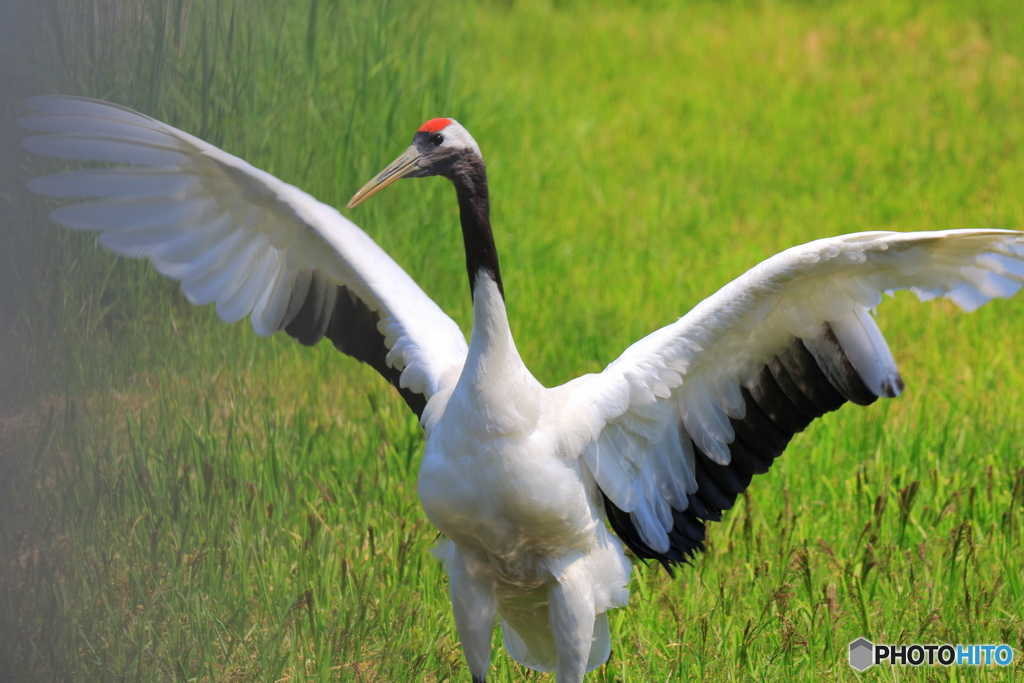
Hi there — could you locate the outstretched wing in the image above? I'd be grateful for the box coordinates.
[20,95,468,417]
[561,230,1024,571]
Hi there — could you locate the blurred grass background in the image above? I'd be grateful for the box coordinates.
[1,0,1023,681]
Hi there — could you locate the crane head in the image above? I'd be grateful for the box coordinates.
[348,118,482,208]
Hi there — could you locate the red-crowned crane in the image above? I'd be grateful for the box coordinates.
[20,96,1024,683]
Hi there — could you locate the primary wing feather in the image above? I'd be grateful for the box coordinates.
[563,230,1024,570]
[20,95,468,417]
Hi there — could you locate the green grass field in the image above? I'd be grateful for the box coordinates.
[2,0,1023,680]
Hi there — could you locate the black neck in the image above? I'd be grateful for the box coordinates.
[449,154,503,299]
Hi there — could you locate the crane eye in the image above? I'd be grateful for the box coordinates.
[430,133,444,146]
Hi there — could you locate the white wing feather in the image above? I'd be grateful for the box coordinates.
[20,95,468,409]
[562,230,1024,553]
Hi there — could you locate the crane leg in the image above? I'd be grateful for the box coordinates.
[447,549,496,683]
[548,563,596,683]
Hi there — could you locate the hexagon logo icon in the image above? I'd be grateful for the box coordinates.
[849,638,874,671]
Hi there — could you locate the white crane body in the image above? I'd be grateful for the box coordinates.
[421,272,629,676]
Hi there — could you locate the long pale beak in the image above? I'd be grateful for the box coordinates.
[347,146,423,208]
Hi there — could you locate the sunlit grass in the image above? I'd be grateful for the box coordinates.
[2,0,1023,681]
